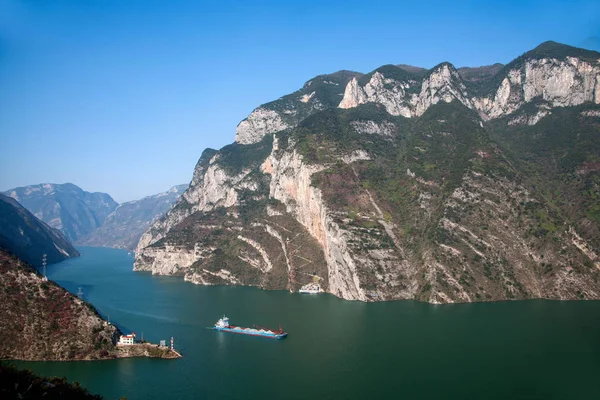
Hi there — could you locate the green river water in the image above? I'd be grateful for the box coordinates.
[13,247,600,399]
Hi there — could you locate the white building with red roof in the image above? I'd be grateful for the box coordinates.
[118,332,136,345]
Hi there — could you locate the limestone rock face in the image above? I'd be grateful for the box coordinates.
[134,151,249,274]
[235,108,289,145]
[473,58,600,119]
[350,120,396,136]
[233,70,362,145]
[262,149,367,300]
[339,53,600,124]
[133,42,600,303]
[338,77,368,110]
[339,64,473,118]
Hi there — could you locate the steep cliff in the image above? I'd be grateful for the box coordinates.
[339,42,600,121]
[0,194,79,266]
[4,183,118,243]
[79,184,187,250]
[135,42,600,303]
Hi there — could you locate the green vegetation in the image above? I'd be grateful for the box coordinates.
[457,63,504,82]
[261,69,362,127]
[0,249,117,361]
[467,41,599,97]
[217,134,273,175]
[488,104,600,245]
[195,148,218,169]
[358,64,423,87]
[523,41,600,62]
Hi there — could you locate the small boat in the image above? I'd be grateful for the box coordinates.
[299,283,320,294]
[212,316,287,339]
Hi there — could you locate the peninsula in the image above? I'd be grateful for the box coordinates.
[0,248,181,361]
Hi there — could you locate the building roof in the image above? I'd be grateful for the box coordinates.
[121,332,136,339]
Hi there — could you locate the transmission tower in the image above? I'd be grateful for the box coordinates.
[42,253,47,281]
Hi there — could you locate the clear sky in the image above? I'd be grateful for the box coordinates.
[1,0,599,202]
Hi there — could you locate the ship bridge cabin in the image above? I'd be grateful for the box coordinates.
[215,316,230,328]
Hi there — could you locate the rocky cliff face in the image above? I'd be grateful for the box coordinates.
[0,249,118,360]
[134,42,600,303]
[339,63,475,118]
[234,70,362,144]
[0,194,79,266]
[4,183,118,243]
[338,43,600,122]
[78,184,187,250]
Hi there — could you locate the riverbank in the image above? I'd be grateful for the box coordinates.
[20,246,600,400]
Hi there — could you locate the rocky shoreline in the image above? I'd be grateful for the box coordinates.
[114,343,182,359]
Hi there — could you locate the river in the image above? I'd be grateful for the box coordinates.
[14,247,600,399]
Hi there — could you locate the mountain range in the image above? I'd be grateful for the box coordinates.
[79,184,188,250]
[4,183,187,251]
[4,183,118,243]
[133,41,600,304]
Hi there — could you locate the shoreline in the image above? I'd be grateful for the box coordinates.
[114,342,182,359]
[136,270,600,305]
[5,343,182,362]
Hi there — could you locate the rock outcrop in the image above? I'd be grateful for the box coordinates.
[235,108,290,145]
[339,63,474,118]
[338,42,600,123]
[134,42,600,303]
[233,70,362,145]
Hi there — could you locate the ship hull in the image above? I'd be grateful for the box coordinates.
[214,326,287,339]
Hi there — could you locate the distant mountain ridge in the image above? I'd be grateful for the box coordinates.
[4,183,188,251]
[0,194,79,266]
[4,183,118,243]
[79,184,188,250]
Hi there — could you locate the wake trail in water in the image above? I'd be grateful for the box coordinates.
[115,309,181,323]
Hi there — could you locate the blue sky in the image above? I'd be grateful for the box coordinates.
[1,0,599,202]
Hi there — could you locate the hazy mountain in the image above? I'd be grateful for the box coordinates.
[79,184,188,250]
[4,183,118,243]
[133,41,600,304]
[0,194,79,266]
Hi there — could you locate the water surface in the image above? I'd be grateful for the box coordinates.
[15,247,600,399]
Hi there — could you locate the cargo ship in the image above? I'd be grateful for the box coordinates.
[212,316,288,339]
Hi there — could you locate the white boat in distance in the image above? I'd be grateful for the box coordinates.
[299,283,321,294]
